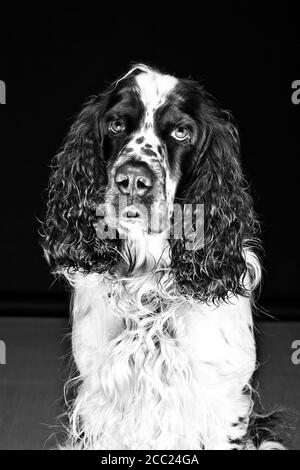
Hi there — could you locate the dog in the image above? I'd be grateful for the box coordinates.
[42,64,284,450]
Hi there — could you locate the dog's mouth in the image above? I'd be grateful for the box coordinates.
[123,206,142,220]
[119,203,170,234]
[118,205,145,230]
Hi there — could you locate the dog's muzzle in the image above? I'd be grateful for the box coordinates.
[103,148,171,234]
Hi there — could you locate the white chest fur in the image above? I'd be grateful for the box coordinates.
[66,270,256,450]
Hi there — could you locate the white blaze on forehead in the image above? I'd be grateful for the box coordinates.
[134,69,178,121]
[116,66,180,207]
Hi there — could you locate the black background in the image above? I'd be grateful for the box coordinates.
[0,5,299,316]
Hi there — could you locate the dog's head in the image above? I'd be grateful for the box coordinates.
[42,64,259,300]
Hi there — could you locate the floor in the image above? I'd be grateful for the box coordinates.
[0,316,299,450]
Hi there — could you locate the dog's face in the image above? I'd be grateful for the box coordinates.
[101,66,202,235]
[43,64,258,301]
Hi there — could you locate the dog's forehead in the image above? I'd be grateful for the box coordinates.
[134,70,178,112]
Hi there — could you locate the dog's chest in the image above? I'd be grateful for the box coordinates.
[72,274,255,449]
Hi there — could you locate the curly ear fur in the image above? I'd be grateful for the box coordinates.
[42,97,120,273]
[172,96,260,302]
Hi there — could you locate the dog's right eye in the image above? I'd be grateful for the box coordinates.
[108,119,126,135]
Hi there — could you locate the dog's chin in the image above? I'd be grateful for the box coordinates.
[117,217,167,238]
[118,217,147,235]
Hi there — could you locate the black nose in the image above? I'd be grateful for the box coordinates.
[115,161,153,197]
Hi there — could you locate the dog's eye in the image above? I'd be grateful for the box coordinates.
[108,119,126,134]
[171,127,191,142]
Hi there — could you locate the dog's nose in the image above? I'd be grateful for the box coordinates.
[115,162,153,197]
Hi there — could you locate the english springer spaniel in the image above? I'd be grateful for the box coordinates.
[42,64,284,450]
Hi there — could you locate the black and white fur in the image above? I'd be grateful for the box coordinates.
[42,64,284,450]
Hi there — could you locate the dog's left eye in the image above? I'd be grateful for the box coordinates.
[171,127,191,142]
[108,119,126,134]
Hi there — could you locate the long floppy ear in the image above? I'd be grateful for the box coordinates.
[42,96,120,273]
[172,98,260,302]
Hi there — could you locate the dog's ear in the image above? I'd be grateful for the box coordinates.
[42,96,119,273]
[172,98,260,301]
